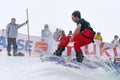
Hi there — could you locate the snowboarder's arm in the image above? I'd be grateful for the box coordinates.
[72,24,82,37]
[70,24,82,42]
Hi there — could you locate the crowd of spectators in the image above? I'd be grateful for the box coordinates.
[41,24,73,42]
[1,24,120,44]
[94,32,120,44]
[41,24,120,45]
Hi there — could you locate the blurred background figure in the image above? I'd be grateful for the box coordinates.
[111,35,119,44]
[56,30,66,42]
[2,29,5,36]
[0,29,5,52]
[41,24,52,38]
[94,32,103,41]
[119,38,120,43]
[53,28,59,41]
[67,30,72,37]
[59,30,66,41]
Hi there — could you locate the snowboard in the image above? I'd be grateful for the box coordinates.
[40,54,98,69]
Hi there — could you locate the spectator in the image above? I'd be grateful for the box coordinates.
[6,18,28,56]
[0,29,5,52]
[59,30,66,41]
[111,35,119,44]
[41,24,52,38]
[53,28,59,41]
[119,38,120,43]
[2,29,5,36]
[94,32,103,41]
[57,30,66,41]
[68,30,72,37]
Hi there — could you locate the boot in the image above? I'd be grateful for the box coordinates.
[13,51,17,56]
[17,52,24,56]
[76,51,84,62]
[54,46,65,57]
[7,51,12,56]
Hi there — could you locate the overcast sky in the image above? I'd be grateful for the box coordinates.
[0,0,120,42]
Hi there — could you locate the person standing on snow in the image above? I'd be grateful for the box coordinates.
[6,18,28,56]
[54,11,95,62]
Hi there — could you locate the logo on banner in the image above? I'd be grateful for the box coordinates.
[34,38,48,53]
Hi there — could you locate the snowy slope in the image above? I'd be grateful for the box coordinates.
[0,53,120,80]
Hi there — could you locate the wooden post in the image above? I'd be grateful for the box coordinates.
[26,9,31,57]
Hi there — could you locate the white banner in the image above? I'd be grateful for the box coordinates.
[0,29,120,58]
[0,29,52,55]
[64,41,120,58]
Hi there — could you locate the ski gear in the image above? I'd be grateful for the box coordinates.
[54,46,65,56]
[13,51,17,56]
[7,51,12,56]
[75,51,84,62]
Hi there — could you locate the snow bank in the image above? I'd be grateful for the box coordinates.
[0,54,120,80]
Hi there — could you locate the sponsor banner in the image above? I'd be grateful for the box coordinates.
[0,29,120,58]
[0,29,51,54]
[65,41,120,58]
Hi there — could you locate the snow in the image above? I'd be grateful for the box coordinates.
[0,53,120,80]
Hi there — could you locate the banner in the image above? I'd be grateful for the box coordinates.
[0,29,51,55]
[0,29,120,58]
[65,41,120,58]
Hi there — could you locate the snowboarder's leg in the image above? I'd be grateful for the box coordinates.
[54,36,70,56]
[54,45,65,56]
[74,30,93,62]
[74,40,84,62]
[7,38,12,56]
[75,51,84,62]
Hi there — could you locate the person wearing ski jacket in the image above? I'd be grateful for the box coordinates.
[111,35,119,44]
[94,32,103,41]
[54,11,95,62]
[41,24,52,38]
[6,18,28,56]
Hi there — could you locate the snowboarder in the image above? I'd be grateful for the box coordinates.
[54,10,95,62]
[6,18,28,56]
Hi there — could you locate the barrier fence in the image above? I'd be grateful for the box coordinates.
[0,29,120,58]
